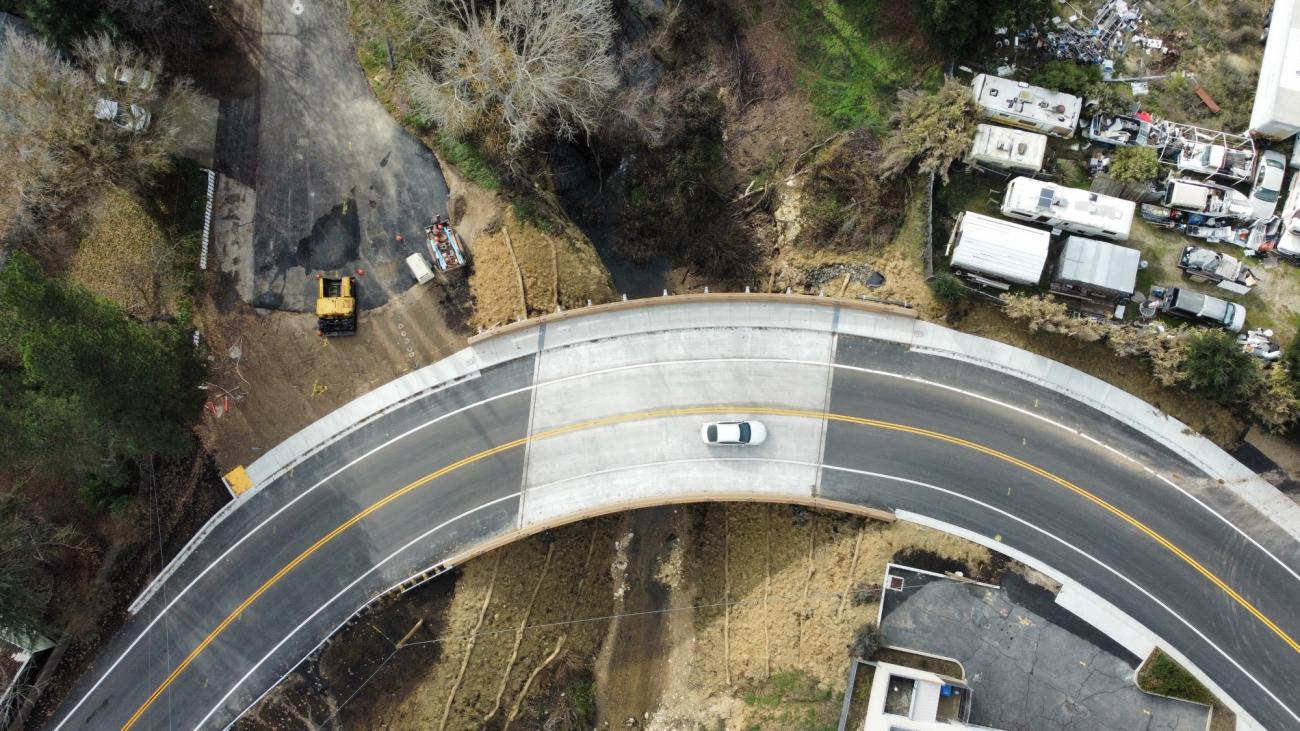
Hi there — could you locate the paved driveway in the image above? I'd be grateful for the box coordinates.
[218,0,449,311]
[881,566,1210,731]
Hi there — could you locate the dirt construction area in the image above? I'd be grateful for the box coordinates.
[236,503,1000,731]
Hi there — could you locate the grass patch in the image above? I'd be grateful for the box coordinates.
[741,669,841,730]
[1137,650,1215,706]
[435,132,501,191]
[784,0,940,132]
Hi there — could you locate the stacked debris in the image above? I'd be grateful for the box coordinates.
[1011,0,1143,66]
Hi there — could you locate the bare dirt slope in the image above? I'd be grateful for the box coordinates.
[237,505,995,731]
[196,277,466,470]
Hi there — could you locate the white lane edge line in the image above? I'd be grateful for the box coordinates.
[819,463,1299,728]
[200,491,522,731]
[56,354,1300,727]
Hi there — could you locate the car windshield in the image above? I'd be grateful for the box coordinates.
[707,425,718,442]
[1222,302,1237,326]
[1256,187,1280,202]
[739,423,751,443]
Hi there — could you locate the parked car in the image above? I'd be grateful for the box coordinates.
[94,98,151,131]
[700,421,767,446]
[1249,150,1287,220]
[1156,286,1246,332]
[94,64,154,92]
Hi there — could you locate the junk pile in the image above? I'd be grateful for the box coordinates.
[1008,0,1148,66]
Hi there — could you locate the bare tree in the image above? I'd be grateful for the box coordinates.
[403,0,619,153]
[0,29,196,229]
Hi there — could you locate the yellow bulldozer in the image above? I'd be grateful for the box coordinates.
[316,275,357,336]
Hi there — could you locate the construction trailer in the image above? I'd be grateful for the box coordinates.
[1250,0,1300,140]
[970,74,1082,138]
[999,177,1135,241]
[1050,235,1141,303]
[946,211,1051,289]
[966,124,1048,174]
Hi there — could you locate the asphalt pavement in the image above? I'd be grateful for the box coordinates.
[223,0,450,311]
[45,304,1300,731]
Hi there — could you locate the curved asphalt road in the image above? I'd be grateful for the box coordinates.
[47,301,1300,730]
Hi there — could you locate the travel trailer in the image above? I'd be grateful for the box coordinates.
[999,177,1135,241]
[970,74,1082,137]
[966,124,1047,173]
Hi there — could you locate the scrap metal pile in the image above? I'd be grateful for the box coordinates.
[1011,0,1145,66]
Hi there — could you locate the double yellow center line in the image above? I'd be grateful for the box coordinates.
[120,406,1299,729]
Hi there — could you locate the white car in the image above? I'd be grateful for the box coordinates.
[95,64,155,92]
[700,420,767,446]
[94,98,151,131]
[1249,150,1287,220]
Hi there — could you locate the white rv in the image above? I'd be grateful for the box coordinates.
[945,211,1051,289]
[966,124,1047,173]
[999,177,1135,241]
[971,74,1082,138]
[1249,0,1300,140]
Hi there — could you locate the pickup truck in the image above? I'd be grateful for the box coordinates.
[1156,286,1246,332]
[1177,246,1258,294]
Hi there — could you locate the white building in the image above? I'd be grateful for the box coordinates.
[966,124,1048,173]
[861,661,1003,731]
[1051,236,1141,302]
[946,211,1051,288]
[1249,0,1300,140]
[1000,177,1135,241]
[971,74,1082,138]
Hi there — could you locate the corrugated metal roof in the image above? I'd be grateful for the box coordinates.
[950,212,1050,286]
[1056,236,1140,295]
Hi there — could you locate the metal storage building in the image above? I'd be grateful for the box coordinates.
[1051,235,1141,302]
[946,211,1051,288]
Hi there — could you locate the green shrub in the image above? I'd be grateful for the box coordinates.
[929,273,966,303]
[1183,330,1255,400]
[1111,146,1161,184]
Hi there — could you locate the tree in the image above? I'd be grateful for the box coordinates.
[0,28,196,227]
[1248,364,1300,434]
[1183,330,1255,400]
[881,79,976,183]
[929,273,966,304]
[0,493,79,644]
[1110,146,1161,184]
[0,251,206,471]
[1031,60,1101,96]
[916,0,1054,55]
[403,0,619,154]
